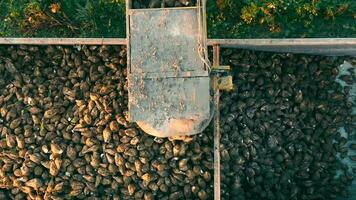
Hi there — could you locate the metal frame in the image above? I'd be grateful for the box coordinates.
[126,0,132,73]
[1,37,355,56]
[0,38,127,45]
[212,44,221,200]
[0,2,355,200]
[208,38,356,56]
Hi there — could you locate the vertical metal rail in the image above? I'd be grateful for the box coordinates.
[213,44,221,200]
[125,0,131,72]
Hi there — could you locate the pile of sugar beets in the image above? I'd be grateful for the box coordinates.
[0,44,355,200]
[0,45,214,200]
[219,49,355,200]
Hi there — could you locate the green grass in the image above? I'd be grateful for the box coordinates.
[0,0,355,38]
[0,0,126,37]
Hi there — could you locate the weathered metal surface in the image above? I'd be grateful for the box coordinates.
[126,0,132,73]
[128,75,210,122]
[128,8,204,73]
[0,38,355,56]
[213,88,221,200]
[208,38,356,46]
[137,71,208,79]
[126,6,210,137]
[128,74,210,137]
[213,44,221,200]
[0,38,127,45]
[208,38,356,56]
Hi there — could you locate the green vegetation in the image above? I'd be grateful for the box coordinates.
[0,0,126,37]
[0,0,355,38]
[208,0,356,38]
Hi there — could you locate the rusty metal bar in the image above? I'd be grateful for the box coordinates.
[0,38,127,45]
[213,44,220,66]
[208,38,356,56]
[213,44,221,200]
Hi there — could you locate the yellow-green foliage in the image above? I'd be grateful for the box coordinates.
[241,3,259,24]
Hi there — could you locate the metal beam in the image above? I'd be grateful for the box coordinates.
[212,44,221,200]
[1,38,355,46]
[207,38,356,56]
[0,38,355,55]
[207,38,356,46]
[0,38,127,45]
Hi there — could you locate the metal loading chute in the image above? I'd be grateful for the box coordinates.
[126,1,214,138]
